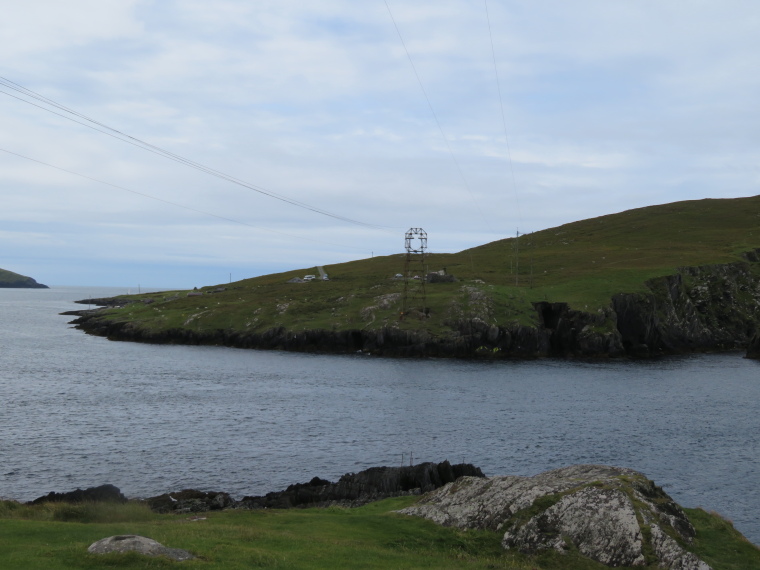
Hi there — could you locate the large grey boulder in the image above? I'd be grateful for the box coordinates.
[88,535,194,561]
[398,464,710,569]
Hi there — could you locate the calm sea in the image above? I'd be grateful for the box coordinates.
[1,287,758,543]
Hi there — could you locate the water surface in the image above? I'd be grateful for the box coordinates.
[1,287,758,543]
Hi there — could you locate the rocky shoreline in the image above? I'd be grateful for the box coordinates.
[21,461,739,568]
[27,461,484,513]
[66,257,760,360]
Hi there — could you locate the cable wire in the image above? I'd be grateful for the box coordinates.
[484,0,522,223]
[0,146,371,252]
[383,1,493,233]
[0,77,392,231]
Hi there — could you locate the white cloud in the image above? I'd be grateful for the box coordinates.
[0,0,143,57]
[0,1,758,286]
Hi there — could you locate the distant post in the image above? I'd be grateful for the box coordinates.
[514,230,519,287]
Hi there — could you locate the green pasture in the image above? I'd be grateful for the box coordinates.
[1,498,758,569]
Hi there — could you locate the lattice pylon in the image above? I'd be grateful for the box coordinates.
[401,228,427,319]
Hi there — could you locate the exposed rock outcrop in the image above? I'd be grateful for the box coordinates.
[145,489,234,514]
[398,464,711,569]
[29,484,126,504]
[612,262,760,356]
[88,535,194,561]
[238,461,484,509]
[143,461,484,513]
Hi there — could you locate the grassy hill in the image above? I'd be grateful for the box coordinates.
[75,196,760,351]
[0,267,48,289]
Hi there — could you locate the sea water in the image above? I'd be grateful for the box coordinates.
[1,287,758,543]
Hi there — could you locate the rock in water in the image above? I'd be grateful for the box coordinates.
[398,464,711,569]
[145,489,234,514]
[29,484,126,504]
[88,535,194,561]
[238,461,484,509]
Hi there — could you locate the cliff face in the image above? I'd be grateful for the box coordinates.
[71,255,760,359]
[612,260,760,356]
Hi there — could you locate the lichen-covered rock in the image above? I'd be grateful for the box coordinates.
[503,486,646,566]
[398,464,711,569]
[88,535,194,561]
[649,524,711,570]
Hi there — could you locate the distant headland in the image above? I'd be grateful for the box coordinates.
[67,195,760,359]
[0,267,48,289]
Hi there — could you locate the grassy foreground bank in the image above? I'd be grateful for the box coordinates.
[1,497,758,569]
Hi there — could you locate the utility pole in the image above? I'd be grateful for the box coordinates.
[529,234,534,288]
[514,229,519,287]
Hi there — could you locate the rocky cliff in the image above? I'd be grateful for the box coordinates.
[611,258,760,356]
[70,256,760,359]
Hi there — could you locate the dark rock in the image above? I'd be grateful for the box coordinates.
[29,484,126,504]
[426,273,457,283]
[74,297,128,307]
[144,489,234,514]
[612,261,760,356]
[742,248,760,262]
[747,332,760,359]
[237,461,484,510]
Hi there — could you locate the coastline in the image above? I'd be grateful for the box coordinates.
[8,461,758,567]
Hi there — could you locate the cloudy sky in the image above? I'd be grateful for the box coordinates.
[1,1,758,287]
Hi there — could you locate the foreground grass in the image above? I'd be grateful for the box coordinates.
[1,498,758,569]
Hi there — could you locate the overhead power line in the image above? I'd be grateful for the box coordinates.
[484,0,522,223]
[0,146,370,252]
[0,76,390,231]
[383,1,493,233]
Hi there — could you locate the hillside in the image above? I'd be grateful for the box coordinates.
[0,267,48,289]
[71,195,760,358]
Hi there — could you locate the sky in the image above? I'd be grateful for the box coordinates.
[1,0,759,288]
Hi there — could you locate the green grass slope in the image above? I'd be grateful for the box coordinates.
[1,498,758,569]
[86,195,760,340]
[0,267,48,288]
